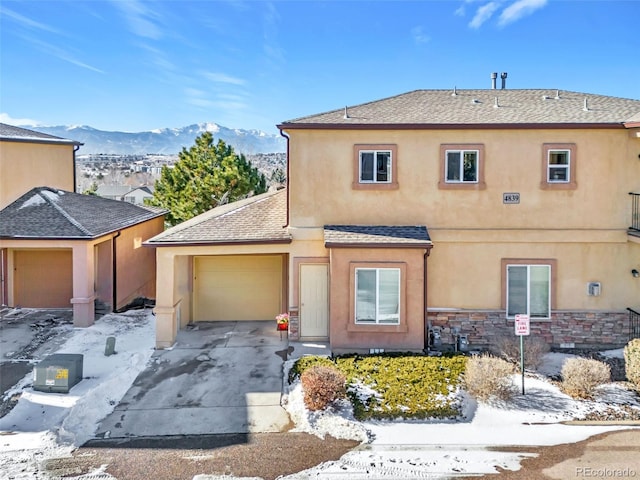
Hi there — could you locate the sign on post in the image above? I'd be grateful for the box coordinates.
[515,314,530,336]
[514,314,530,395]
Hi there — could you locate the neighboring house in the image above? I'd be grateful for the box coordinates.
[96,185,154,205]
[0,123,81,210]
[147,87,640,352]
[0,187,165,326]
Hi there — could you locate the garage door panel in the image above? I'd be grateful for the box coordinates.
[194,255,283,321]
[14,250,73,308]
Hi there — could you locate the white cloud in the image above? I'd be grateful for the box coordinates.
[111,0,163,40]
[0,113,40,126]
[498,0,548,26]
[469,1,501,29]
[202,72,247,86]
[1,7,62,35]
[411,26,430,45]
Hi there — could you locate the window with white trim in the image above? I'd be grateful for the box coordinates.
[547,149,570,183]
[445,149,478,183]
[506,264,551,319]
[355,268,400,324]
[359,150,392,183]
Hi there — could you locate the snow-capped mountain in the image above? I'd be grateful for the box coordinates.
[27,123,286,155]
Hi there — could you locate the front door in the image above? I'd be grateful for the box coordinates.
[300,264,328,338]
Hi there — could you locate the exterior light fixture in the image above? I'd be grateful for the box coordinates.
[632,269,640,278]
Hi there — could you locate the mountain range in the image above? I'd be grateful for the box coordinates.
[27,123,286,155]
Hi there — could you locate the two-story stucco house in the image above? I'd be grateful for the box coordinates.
[0,124,165,325]
[147,87,640,353]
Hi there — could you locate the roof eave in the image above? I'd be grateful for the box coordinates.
[325,241,433,249]
[0,137,83,146]
[143,237,293,248]
[278,122,625,131]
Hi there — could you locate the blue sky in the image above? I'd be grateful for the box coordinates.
[1,0,639,134]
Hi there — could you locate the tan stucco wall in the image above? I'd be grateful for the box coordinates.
[115,216,164,309]
[328,247,426,352]
[0,141,75,209]
[283,127,640,314]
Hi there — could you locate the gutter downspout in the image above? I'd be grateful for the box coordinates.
[423,247,432,351]
[73,144,81,193]
[0,248,5,306]
[279,128,290,227]
[112,231,121,312]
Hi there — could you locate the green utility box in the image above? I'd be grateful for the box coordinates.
[33,354,83,393]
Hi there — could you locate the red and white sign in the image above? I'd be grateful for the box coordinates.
[515,314,530,336]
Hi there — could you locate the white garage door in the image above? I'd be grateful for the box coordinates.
[193,255,283,321]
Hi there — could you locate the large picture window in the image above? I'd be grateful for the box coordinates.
[355,268,400,324]
[506,264,551,318]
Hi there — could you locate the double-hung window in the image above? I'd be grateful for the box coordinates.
[547,150,570,183]
[541,143,577,189]
[445,149,478,183]
[355,268,400,324]
[359,150,391,183]
[506,264,551,319]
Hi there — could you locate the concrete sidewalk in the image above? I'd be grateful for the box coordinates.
[95,321,327,438]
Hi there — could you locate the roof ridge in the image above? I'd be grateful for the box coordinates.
[37,187,93,236]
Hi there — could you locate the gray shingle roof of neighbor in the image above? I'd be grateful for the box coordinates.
[145,188,291,245]
[0,187,166,239]
[324,225,432,248]
[0,123,82,145]
[279,89,640,127]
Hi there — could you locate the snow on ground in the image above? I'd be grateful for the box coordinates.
[0,309,155,479]
[1,316,638,480]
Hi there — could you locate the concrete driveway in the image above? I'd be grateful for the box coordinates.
[95,321,306,438]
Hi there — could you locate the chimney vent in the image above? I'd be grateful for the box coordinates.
[491,72,497,89]
[500,72,508,89]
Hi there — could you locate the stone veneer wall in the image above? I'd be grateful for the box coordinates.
[427,310,631,350]
[288,309,300,339]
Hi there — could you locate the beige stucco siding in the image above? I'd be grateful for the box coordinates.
[0,141,75,209]
[286,128,637,230]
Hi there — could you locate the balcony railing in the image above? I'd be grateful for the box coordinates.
[630,308,640,340]
[631,193,640,232]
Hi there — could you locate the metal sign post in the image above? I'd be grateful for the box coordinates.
[514,314,530,395]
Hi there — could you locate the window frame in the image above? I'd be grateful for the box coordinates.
[354,267,401,325]
[541,143,577,190]
[438,144,486,190]
[352,144,398,190]
[501,258,557,320]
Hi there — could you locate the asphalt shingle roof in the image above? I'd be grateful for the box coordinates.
[0,187,165,239]
[280,89,640,127]
[0,123,82,145]
[145,189,291,245]
[324,225,432,247]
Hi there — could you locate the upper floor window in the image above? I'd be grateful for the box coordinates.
[353,144,398,190]
[541,143,577,190]
[438,144,486,190]
[360,150,391,183]
[445,150,478,183]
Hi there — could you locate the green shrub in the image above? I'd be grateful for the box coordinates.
[491,335,550,370]
[624,339,640,388]
[560,357,611,399]
[300,365,346,411]
[288,355,335,384]
[464,354,516,401]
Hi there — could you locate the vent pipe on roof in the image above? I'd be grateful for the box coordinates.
[494,96,500,108]
[491,72,497,89]
[452,86,458,96]
[555,90,561,99]
[583,98,590,111]
[343,106,349,119]
[500,72,508,89]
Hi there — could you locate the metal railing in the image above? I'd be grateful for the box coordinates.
[631,193,640,232]
[630,308,640,340]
